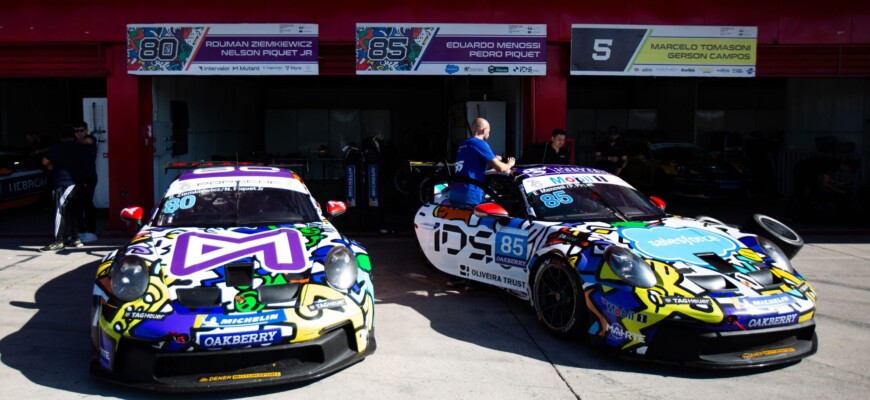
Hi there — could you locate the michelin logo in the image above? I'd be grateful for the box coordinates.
[202,310,285,327]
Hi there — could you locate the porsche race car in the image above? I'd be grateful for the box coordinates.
[414,165,815,368]
[90,163,375,390]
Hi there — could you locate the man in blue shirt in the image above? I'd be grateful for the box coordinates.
[449,117,515,206]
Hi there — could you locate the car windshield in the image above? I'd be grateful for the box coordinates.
[154,186,320,227]
[652,144,713,161]
[526,182,664,222]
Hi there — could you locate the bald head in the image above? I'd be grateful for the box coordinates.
[471,118,491,139]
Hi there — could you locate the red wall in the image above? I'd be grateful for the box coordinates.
[3,0,869,45]
[2,0,869,223]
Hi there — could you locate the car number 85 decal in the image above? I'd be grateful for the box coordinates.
[495,228,528,267]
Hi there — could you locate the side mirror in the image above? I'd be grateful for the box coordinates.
[649,196,666,212]
[120,206,144,231]
[326,200,347,218]
[473,202,510,224]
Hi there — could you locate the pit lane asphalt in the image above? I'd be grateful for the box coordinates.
[1,234,869,400]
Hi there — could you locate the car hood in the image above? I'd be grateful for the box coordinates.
[542,217,807,297]
[122,224,341,281]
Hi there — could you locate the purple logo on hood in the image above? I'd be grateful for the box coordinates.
[170,228,306,276]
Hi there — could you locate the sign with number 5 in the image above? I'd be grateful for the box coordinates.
[570,24,757,77]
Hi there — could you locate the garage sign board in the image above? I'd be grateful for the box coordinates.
[356,24,546,75]
[127,24,318,75]
[570,24,757,77]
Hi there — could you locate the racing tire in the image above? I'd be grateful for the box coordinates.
[742,213,804,259]
[533,258,586,338]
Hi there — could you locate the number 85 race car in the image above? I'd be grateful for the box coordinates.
[90,163,375,391]
[414,165,816,368]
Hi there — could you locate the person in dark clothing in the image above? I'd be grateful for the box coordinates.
[594,126,628,175]
[521,128,571,165]
[791,156,858,220]
[73,121,99,243]
[41,128,90,251]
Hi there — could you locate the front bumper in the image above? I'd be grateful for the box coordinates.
[91,323,376,391]
[643,319,817,368]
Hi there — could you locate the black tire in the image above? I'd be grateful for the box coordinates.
[533,258,586,338]
[742,213,804,259]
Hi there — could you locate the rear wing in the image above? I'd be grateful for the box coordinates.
[163,160,308,174]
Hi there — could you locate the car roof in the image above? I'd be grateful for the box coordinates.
[513,164,613,179]
[166,166,309,197]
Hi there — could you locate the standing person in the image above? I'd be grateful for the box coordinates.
[41,128,88,251]
[449,117,515,206]
[73,121,99,243]
[520,128,571,164]
[594,126,628,175]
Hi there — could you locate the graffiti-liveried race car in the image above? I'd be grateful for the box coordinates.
[415,165,815,368]
[90,163,375,391]
[0,149,49,211]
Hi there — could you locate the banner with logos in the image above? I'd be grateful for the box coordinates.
[127,24,318,75]
[570,24,757,77]
[356,24,546,75]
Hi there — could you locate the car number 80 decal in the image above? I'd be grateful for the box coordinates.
[495,228,528,267]
[164,194,196,214]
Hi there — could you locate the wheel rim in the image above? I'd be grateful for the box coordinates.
[536,264,577,331]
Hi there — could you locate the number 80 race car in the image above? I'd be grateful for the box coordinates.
[414,165,816,368]
[90,163,375,391]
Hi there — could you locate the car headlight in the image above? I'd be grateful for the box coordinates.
[325,246,359,291]
[756,236,795,273]
[605,246,657,288]
[110,256,150,302]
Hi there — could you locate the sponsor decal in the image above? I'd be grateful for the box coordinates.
[199,371,282,383]
[495,228,528,267]
[124,311,169,320]
[367,164,379,207]
[201,310,286,327]
[434,223,492,262]
[620,226,741,265]
[445,64,460,74]
[738,293,794,308]
[601,297,648,323]
[308,298,346,311]
[459,265,526,290]
[99,331,116,370]
[345,165,356,207]
[740,347,796,359]
[5,174,48,196]
[200,328,281,349]
[746,312,798,328]
[170,228,307,276]
[545,230,588,246]
[606,323,646,343]
[662,296,712,306]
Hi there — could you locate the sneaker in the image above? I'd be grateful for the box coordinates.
[69,239,84,248]
[41,241,65,252]
[79,232,98,243]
